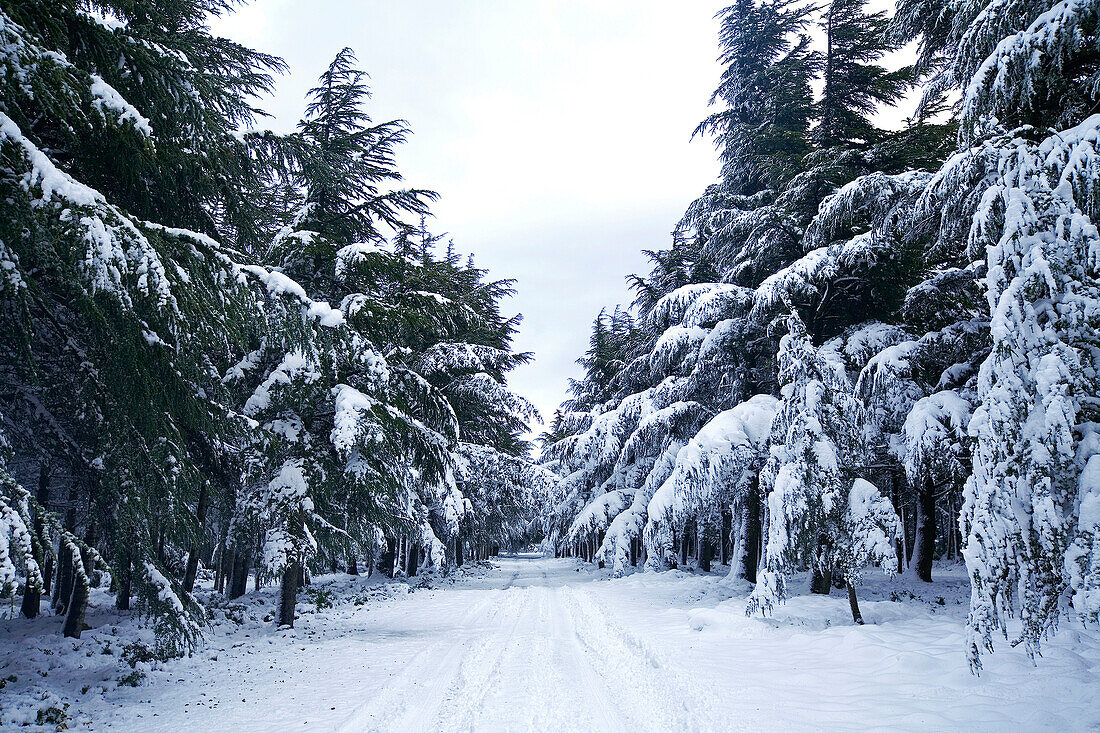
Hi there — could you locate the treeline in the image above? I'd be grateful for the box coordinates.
[538,0,1100,670]
[0,0,550,655]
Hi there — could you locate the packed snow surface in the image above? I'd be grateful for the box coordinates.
[2,556,1098,731]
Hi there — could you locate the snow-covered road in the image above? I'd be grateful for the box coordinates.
[12,555,1098,732]
[334,559,717,733]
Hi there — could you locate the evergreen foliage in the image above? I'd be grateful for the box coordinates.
[0,2,544,648]
[539,0,1100,669]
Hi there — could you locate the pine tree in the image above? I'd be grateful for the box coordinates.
[697,0,819,196]
[746,312,898,621]
[815,0,911,149]
[0,0,280,650]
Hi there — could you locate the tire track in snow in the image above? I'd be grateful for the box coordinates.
[562,585,737,731]
[546,585,628,732]
[429,588,535,731]
[333,590,502,732]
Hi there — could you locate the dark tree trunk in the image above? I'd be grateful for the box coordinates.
[699,536,712,572]
[680,527,689,567]
[63,550,90,638]
[37,462,52,595]
[720,509,732,566]
[20,572,41,618]
[455,533,464,568]
[380,536,396,578]
[116,548,133,611]
[744,491,761,583]
[629,536,638,567]
[846,581,864,625]
[347,550,359,575]
[213,542,225,593]
[81,522,98,588]
[54,543,73,615]
[890,471,905,573]
[54,509,76,612]
[278,559,299,628]
[811,567,833,595]
[42,546,54,597]
[407,543,419,576]
[228,549,250,599]
[183,483,210,594]
[21,515,45,619]
[23,462,51,617]
[911,478,936,582]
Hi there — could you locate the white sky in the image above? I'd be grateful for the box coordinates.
[213,0,727,430]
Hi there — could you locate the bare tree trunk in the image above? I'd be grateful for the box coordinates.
[278,559,299,628]
[22,462,51,618]
[381,536,396,578]
[890,471,905,573]
[38,463,53,596]
[455,531,464,568]
[53,528,74,614]
[811,567,833,595]
[346,549,359,575]
[910,478,936,582]
[407,543,419,576]
[228,549,250,599]
[116,547,133,611]
[81,522,99,588]
[846,581,864,625]
[183,483,210,593]
[744,492,761,584]
[720,509,732,566]
[62,548,89,638]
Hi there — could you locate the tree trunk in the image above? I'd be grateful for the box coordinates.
[182,483,210,594]
[37,462,53,595]
[278,559,299,628]
[228,549,250,599]
[347,550,359,575]
[455,533,464,568]
[20,571,41,618]
[811,567,832,595]
[890,471,905,573]
[846,581,864,625]
[744,491,761,583]
[23,462,51,617]
[910,478,936,582]
[381,536,396,578]
[116,548,133,611]
[54,543,73,615]
[720,509,732,566]
[81,522,99,588]
[62,551,89,638]
[21,513,45,619]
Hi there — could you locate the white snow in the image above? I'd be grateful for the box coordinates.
[2,556,1097,731]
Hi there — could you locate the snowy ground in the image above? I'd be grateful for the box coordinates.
[2,556,1099,731]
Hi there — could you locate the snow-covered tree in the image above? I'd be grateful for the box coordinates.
[747,312,898,622]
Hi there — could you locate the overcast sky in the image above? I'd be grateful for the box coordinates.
[213,1,727,428]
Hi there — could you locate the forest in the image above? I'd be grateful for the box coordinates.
[0,0,552,654]
[536,0,1100,672]
[1,0,1099,729]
